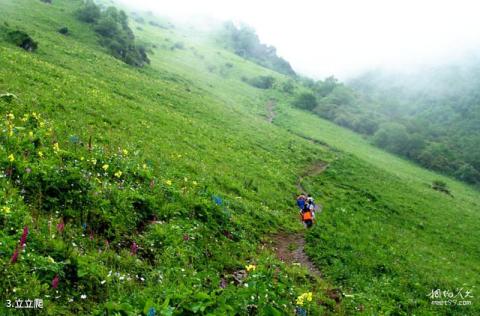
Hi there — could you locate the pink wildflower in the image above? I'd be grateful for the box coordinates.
[56,219,65,233]
[20,226,29,247]
[10,247,19,264]
[52,275,59,289]
[130,242,138,255]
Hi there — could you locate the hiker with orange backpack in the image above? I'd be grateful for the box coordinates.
[300,203,314,228]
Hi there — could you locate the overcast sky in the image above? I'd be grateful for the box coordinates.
[118,0,480,79]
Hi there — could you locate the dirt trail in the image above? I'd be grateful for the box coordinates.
[272,232,322,277]
[266,100,276,123]
[273,161,329,276]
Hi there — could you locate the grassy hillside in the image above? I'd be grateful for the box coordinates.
[0,0,479,315]
[275,104,480,314]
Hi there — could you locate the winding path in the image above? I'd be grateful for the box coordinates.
[273,161,329,276]
[266,100,276,123]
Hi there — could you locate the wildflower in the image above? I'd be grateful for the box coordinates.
[21,114,29,122]
[91,158,97,165]
[183,234,190,241]
[245,264,256,272]
[38,151,43,158]
[47,256,55,263]
[53,142,60,153]
[102,164,109,171]
[192,181,198,186]
[89,231,94,241]
[28,131,34,137]
[122,149,128,156]
[2,206,11,214]
[114,170,122,178]
[80,156,85,161]
[6,113,15,120]
[52,275,59,289]
[8,154,15,162]
[10,247,19,264]
[165,180,172,186]
[56,219,65,234]
[20,226,29,247]
[80,294,87,300]
[130,242,138,255]
[296,292,313,306]
[142,163,147,169]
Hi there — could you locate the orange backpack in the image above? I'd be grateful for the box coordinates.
[302,210,312,221]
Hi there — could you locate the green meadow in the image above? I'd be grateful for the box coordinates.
[0,0,479,315]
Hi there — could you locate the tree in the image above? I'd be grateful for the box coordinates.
[293,93,317,111]
[76,0,101,23]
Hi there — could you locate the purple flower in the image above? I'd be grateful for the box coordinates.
[130,242,138,255]
[52,275,59,289]
[10,247,19,264]
[183,234,190,241]
[20,226,29,247]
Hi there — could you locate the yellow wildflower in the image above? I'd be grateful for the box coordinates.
[38,151,44,158]
[114,171,122,178]
[122,149,128,156]
[2,206,11,214]
[7,154,15,162]
[192,181,198,186]
[53,142,60,153]
[21,114,29,122]
[29,131,34,137]
[165,180,172,186]
[245,264,256,272]
[47,256,55,263]
[102,164,109,171]
[91,158,97,165]
[6,113,15,120]
[80,157,85,161]
[296,292,313,306]
[142,163,147,169]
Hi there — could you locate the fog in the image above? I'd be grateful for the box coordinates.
[118,0,480,80]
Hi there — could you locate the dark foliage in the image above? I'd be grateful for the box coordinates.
[77,1,149,66]
[221,22,296,76]
[58,26,69,35]
[293,92,317,111]
[6,30,38,52]
[243,75,275,89]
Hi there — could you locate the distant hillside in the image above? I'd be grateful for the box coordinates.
[286,64,480,185]
[218,22,296,76]
[348,64,480,185]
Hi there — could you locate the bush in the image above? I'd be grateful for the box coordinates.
[77,2,149,67]
[293,92,317,111]
[244,76,274,89]
[76,0,101,23]
[431,180,452,195]
[6,30,38,52]
[58,26,69,35]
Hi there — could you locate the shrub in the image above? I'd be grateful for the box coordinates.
[58,26,69,35]
[244,76,275,89]
[76,0,101,23]
[6,30,38,52]
[293,92,317,111]
[77,2,149,67]
[431,180,452,195]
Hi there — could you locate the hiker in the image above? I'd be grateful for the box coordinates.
[296,193,307,211]
[306,194,317,219]
[300,204,314,228]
